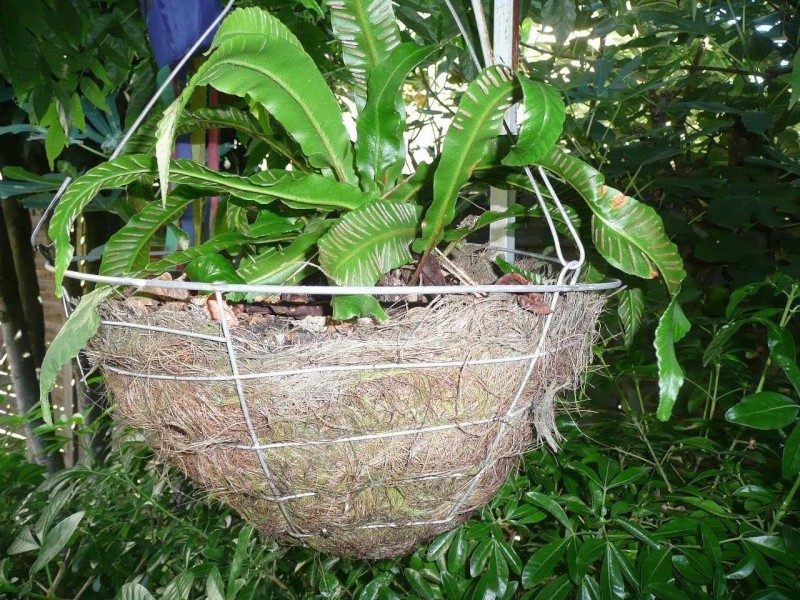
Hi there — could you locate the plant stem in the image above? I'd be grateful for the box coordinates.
[632,416,673,493]
[769,473,800,534]
[704,364,721,439]
[755,284,798,394]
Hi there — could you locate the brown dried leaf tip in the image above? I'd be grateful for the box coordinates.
[495,273,552,315]
[202,296,240,327]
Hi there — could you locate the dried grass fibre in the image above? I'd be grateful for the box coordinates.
[87,251,605,559]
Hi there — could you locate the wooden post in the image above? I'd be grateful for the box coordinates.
[489,0,521,260]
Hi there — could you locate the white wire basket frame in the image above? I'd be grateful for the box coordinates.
[32,0,623,544]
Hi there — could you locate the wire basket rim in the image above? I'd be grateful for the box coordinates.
[53,264,621,296]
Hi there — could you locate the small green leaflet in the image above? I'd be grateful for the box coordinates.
[783,424,800,479]
[237,227,329,285]
[185,254,245,285]
[143,234,263,274]
[790,50,800,110]
[39,287,114,424]
[495,256,544,284]
[502,78,565,166]
[416,65,519,253]
[331,295,388,321]
[655,299,691,421]
[618,286,645,347]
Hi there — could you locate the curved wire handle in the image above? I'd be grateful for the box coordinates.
[30,0,237,249]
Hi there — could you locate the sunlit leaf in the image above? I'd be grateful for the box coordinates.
[502,78,564,166]
[655,299,691,421]
[537,148,685,296]
[318,201,420,286]
[416,66,519,253]
[725,392,799,430]
[329,0,401,109]
[39,287,114,424]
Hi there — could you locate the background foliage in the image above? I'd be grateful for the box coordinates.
[2,0,800,598]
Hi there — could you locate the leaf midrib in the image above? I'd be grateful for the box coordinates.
[427,82,512,241]
[354,0,380,69]
[210,56,350,183]
[332,224,417,284]
[592,208,680,292]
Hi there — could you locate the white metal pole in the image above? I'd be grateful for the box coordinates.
[489,0,520,261]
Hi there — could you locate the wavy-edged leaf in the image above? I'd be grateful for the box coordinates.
[171,160,368,210]
[144,233,257,274]
[416,66,519,253]
[319,201,420,286]
[39,287,114,424]
[237,225,331,284]
[618,285,645,347]
[212,6,303,49]
[125,106,288,154]
[50,155,156,294]
[356,42,438,191]
[329,0,401,108]
[502,78,565,166]
[655,299,691,421]
[99,191,203,277]
[537,148,685,296]
[255,173,375,210]
[157,11,356,195]
[193,37,355,181]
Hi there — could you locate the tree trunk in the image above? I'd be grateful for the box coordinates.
[0,202,64,473]
[1,200,46,364]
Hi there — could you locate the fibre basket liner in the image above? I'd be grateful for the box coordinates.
[86,268,603,559]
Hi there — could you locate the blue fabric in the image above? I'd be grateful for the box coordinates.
[140,0,223,67]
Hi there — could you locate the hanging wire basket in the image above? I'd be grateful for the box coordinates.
[51,252,617,558]
[34,1,622,558]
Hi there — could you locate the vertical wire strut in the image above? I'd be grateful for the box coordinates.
[444,0,585,523]
[446,268,569,520]
[215,291,305,539]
